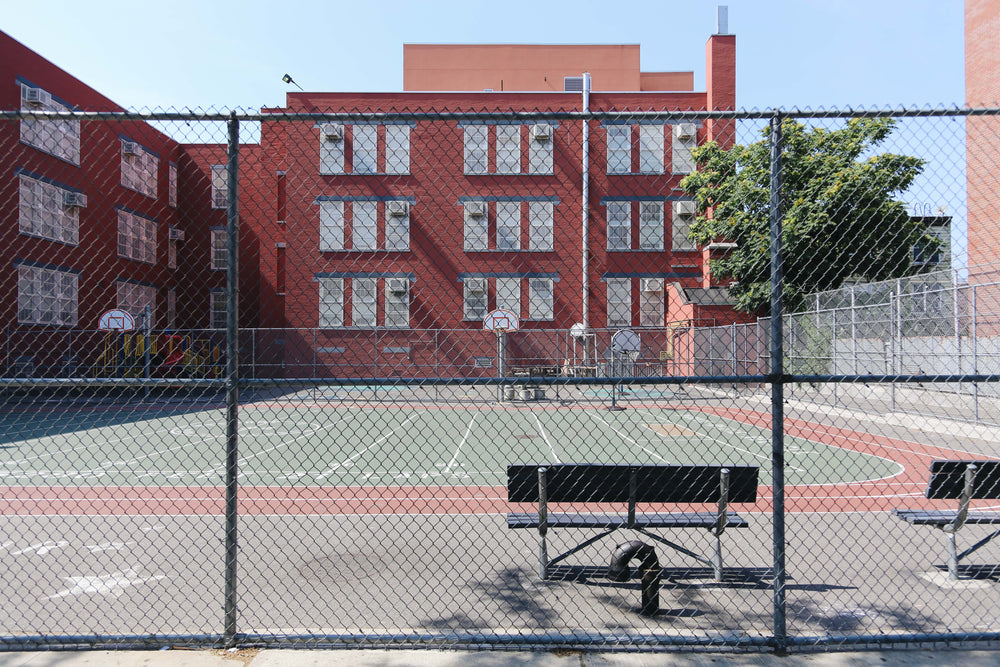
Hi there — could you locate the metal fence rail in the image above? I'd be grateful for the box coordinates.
[2,106,999,655]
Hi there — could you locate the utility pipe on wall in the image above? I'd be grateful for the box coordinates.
[581,72,591,362]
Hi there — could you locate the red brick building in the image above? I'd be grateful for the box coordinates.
[3,26,749,378]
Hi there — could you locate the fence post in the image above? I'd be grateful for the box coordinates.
[768,111,787,653]
[223,111,241,646]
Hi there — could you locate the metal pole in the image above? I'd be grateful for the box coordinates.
[768,112,787,653]
[143,304,151,401]
[581,73,592,362]
[223,111,240,646]
[973,285,980,423]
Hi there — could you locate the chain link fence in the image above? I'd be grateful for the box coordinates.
[2,105,1000,654]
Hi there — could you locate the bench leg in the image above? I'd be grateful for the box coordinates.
[947,531,959,581]
[713,532,723,582]
[539,531,548,580]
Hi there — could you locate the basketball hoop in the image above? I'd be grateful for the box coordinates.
[99,309,136,332]
[483,309,519,335]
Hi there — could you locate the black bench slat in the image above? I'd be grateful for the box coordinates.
[893,509,1000,526]
[507,511,750,529]
[507,464,759,504]
[926,460,1000,499]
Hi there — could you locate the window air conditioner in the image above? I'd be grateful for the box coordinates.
[168,228,186,241]
[321,123,344,141]
[387,201,409,217]
[531,124,552,141]
[641,278,663,293]
[62,192,88,208]
[22,87,51,106]
[122,140,142,156]
[674,200,696,216]
[386,277,408,294]
[466,202,487,218]
[674,123,697,140]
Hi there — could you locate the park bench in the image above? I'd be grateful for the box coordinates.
[893,460,1000,580]
[507,463,759,580]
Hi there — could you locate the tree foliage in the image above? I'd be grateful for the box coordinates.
[680,118,928,314]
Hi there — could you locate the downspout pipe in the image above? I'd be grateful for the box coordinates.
[581,72,591,362]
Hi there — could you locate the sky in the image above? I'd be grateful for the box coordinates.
[4,0,965,111]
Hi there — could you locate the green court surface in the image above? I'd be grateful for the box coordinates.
[0,401,901,488]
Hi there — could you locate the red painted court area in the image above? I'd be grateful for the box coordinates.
[1,407,994,517]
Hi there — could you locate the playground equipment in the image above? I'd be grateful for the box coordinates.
[94,332,223,378]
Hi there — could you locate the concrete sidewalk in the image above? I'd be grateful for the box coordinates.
[3,649,1000,667]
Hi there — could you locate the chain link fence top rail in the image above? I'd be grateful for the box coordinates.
[3,105,1000,653]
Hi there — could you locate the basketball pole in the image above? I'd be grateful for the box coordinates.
[496,329,506,403]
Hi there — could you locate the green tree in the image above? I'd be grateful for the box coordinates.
[680,118,929,314]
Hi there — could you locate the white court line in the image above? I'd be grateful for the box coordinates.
[445,413,477,473]
[2,420,190,467]
[199,420,335,477]
[316,414,418,479]
[534,414,561,463]
[634,406,778,466]
[583,411,666,462]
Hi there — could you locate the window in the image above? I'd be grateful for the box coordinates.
[351,277,377,327]
[117,210,157,264]
[353,201,377,250]
[168,163,178,208]
[639,125,665,174]
[607,278,631,327]
[318,200,410,251]
[384,277,410,328]
[353,125,378,174]
[638,202,664,251]
[496,201,521,250]
[464,201,488,251]
[528,202,554,251]
[463,277,488,320]
[210,229,228,270]
[385,201,410,251]
[496,125,520,174]
[385,125,410,175]
[211,165,227,209]
[118,281,156,325]
[606,125,631,174]
[121,139,158,198]
[464,125,489,174]
[17,264,77,326]
[18,174,80,245]
[20,84,80,165]
[496,277,520,316]
[528,124,553,174]
[319,123,411,175]
[166,289,177,329]
[607,201,630,251]
[672,123,697,174]
[209,291,226,329]
[318,277,344,328]
[528,277,554,321]
[168,238,177,270]
[672,200,697,250]
[319,200,344,251]
[639,278,664,327]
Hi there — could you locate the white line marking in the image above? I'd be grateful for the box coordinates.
[584,411,665,462]
[446,413,477,473]
[534,414,561,463]
[317,415,418,479]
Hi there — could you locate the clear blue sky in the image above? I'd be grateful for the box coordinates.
[4,0,965,111]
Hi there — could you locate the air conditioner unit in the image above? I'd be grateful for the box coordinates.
[62,192,87,208]
[674,123,697,140]
[641,278,663,293]
[466,202,487,218]
[531,124,552,141]
[122,140,142,156]
[387,201,409,217]
[321,123,344,141]
[386,277,408,294]
[674,200,696,216]
[466,278,486,294]
[22,87,51,106]
[168,228,186,241]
